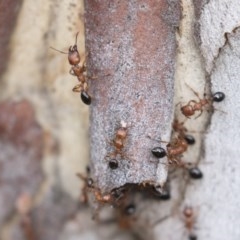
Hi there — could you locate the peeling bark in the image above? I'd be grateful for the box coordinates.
[194,0,240,73]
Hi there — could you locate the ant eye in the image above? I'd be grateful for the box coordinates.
[151,147,166,158]
[188,167,203,179]
[213,92,225,102]
[184,135,195,145]
[81,91,91,105]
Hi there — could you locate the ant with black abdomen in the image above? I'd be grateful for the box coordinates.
[183,206,198,240]
[150,136,188,167]
[106,121,134,169]
[50,32,92,105]
[179,84,225,119]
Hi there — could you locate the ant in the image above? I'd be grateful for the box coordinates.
[117,203,137,229]
[166,136,188,165]
[106,121,132,167]
[50,32,92,105]
[76,173,94,203]
[172,119,196,145]
[183,206,198,240]
[92,187,127,214]
[76,172,121,206]
[151,136,188,166]
[180,84,225,119]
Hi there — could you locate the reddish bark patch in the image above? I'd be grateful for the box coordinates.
[0,99,44,225]
[0,0,23,76]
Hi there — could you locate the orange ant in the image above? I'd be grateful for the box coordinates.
[166,136,188,165]
[180,84,225,119]
[76,173,125,206]
[172,119,187,137]
[106,121,133,168]
[180,84,210,119]
[183,206,198,240]
[116,203,137,229]
[50,32,92,105]
[172,119,196,145]
[151,136,188,167]
[76,172,94,204]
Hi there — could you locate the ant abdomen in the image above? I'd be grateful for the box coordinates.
[213,92,225,102]
[81,91,91,105]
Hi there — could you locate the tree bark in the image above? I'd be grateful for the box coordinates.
[1,0,240,240]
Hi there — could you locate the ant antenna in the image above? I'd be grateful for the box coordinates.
[49,47,68,54]
[75,32,79,46]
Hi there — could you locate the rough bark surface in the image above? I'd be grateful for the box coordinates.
[85,0,180,192]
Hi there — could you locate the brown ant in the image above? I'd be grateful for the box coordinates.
[50,32,92,105]
[172,119,196,145]
[183,206,198,240]
[76,172,94,203]
[151,136,188,166]
[180,84,210,119]
[172,119,187,137]
[106,121,133,166]
[166,136,188,165]
[180,84,225,119]
[116,203,137,229]
[76,173,126,206]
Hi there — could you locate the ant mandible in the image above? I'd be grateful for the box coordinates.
[50,33,92,105]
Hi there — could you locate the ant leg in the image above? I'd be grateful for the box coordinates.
[69,68,75,76]
[186,100,198,106]
[147,135,169,144]
[194,110,203,119]
[76,172,86,181]
[141,180,156,187]
[72,84,83,92]
[185,83,201,100]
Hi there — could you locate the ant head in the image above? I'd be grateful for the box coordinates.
[50,32,81,65]
[68,32,81,65]
[183,206,193,217]
[68,45,80,65]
